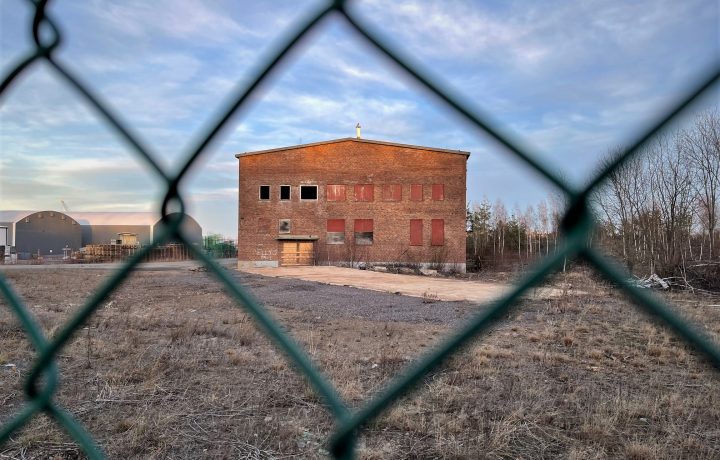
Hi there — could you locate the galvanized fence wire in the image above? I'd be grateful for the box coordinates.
[0,0,718,458]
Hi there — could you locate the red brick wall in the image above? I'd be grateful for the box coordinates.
[237,139,468,270]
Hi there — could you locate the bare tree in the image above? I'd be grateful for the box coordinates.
[648,134,695,272]
[593,116,711,277]
[513,204,523,264]
[537,199,550,255]
[549,193,565,255]
[524,204,536,258]
[593,146,648,271]
[493,200,507,260]
[681,109,720,259]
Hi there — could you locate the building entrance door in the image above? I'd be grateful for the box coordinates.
[280,241,314,266]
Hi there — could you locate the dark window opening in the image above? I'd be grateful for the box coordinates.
[300,185,318,200]
[280,185,290,200]
[355,232,373,245]
[259,185,270,200]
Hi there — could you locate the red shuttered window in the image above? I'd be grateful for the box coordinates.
[354,219,373,232]
[354,219,374,245]
[410,219,423,246]
[327,219,345,232]
[431,184,444,201]
[410,184,423,201]
[354,184,374,202]
[326,185,346,201]
[431,219,444,246]
[382,184,402,201]
[327,219,345,244]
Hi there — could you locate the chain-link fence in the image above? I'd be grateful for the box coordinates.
[1,1,719,458]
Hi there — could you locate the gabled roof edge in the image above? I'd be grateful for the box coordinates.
[235,137,470,158]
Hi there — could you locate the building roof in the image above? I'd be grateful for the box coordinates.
[235,137,471,158]
[0,210,160,226]
[66,212,160,226]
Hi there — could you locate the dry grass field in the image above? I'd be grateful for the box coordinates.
[1,266,719,459]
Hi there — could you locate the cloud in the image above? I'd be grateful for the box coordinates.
[85,0,256,43]
[354,0,550,67]
[190,188,237,202]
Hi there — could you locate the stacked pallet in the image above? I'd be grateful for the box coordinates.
[83,244,138,262]
[80,243,193,262]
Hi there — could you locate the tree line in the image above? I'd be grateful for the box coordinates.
[466,195,564,271]
[593,109,719,287]
[467,108,719,288]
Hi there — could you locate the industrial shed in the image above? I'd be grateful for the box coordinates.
[67,212,203,247]
[0,210,81,259]
[0,210,203,260]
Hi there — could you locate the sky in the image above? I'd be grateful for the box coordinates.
[1,0,718,238]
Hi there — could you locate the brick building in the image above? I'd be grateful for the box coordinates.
[236,137,469,272]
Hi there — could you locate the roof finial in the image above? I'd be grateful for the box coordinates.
[356,123,361,139]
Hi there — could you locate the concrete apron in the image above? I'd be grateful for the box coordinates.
[238,266,572,303]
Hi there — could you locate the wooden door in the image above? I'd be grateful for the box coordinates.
[280,241,314,266]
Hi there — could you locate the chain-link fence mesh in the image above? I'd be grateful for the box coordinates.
[1,1,719,458]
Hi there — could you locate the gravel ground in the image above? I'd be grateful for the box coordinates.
[0,263,483,325]
[232,271,480,324]
[0,260,484,324]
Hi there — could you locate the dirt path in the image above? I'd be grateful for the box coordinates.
[239,266,567,302]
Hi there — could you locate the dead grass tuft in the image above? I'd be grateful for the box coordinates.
[624,442,658,460]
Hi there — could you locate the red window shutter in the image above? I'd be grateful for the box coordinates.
[355,184,374,201]
[327,219,345,232]
[410,219,423,246]
[382,184,402,201]
[391,184,401,201]
[410,184,423,201]
[327,185,346,201]
[431,219,444,246]
[432,184,444,201]
[382,185,391,201]
[354,219,373,232]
